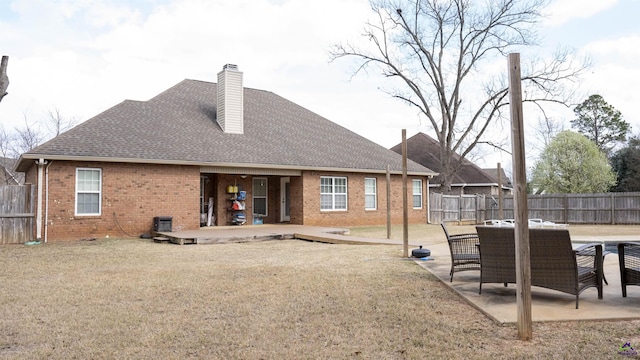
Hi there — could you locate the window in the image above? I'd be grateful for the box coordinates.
[320,176,347,210]
[253,178,268,216]
[364,178,376,210]
[412,179,423,209]
[76,168,102,216]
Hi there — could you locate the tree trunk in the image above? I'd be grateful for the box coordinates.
[0,56,8,103]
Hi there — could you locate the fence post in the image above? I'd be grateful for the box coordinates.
[458,195,463,225]
[611,193,615,225]
[563,194,569,224]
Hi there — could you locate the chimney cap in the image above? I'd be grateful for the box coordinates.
[223,64,239,71]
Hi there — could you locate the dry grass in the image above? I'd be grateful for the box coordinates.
[1,235,639,359]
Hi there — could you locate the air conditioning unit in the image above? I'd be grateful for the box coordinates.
[153,216,173,232]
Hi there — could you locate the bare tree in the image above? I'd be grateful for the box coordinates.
[0,125,11,158]
[0,124,15,184]
[12,113,45,157]
[531,115,565,153]
[0,55,8,103]
[46,107,78,137]
[330,0,587,191]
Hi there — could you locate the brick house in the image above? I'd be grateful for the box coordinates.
[390,132,512,196]
[16,65,436,242]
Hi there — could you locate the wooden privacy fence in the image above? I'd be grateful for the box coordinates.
[487,192,640,225]
[432,192,640,225]
[430,193,486,224]
[0,184,35,244]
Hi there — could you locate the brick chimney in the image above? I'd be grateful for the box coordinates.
[216,64,244,134]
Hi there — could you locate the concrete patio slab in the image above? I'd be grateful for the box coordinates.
[416,241,640,323]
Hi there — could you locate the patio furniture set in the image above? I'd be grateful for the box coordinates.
[442,222,640,309]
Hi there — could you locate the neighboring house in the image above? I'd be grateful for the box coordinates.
[1,157,23,185]
[16,64,437,242]
[390,132,512,196]
[481,167,513,195]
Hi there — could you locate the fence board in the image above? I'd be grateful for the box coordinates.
[432,191,640,225]
[0,185,34,244]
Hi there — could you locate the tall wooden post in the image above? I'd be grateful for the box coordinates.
[497,163,504,219]
[402,129,409,258]
[386,164,391,239]
[508,53,532,340]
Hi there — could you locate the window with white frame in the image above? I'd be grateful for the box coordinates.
[364,177,377,210]
[320,176,347,210]
[253,178,268,216]
[412,179,423,209]
[76,168,102,216]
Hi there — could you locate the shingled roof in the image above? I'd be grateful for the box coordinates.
[17,79,435,175]
[482,167,513,189]
[390,132,510,187]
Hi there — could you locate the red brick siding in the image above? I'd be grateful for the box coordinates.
[289,176,304,225]
[31,161,199,241]
[25,161,429,241]
[300,171,427,227]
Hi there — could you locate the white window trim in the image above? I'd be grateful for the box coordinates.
[252,177,268,217]
[364,177,377,210]
[412,179,423,209]
[75,168,102,216]
[320,176,348,211]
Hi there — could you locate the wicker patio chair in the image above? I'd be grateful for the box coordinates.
[475,226,603,309]
[618,242,640,297]
[475,226,516,292]
[441,222,480,282]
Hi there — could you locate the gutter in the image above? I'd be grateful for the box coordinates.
[17,154,438,177]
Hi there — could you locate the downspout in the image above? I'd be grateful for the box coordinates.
[44,160,53,243]
[35,159,47,241]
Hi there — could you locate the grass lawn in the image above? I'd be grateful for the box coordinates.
[1,227,639,359]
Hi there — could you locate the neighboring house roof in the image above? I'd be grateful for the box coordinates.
[390,132,511,188]
[16,79,436,176]
[1,157,23,185]
[481,168,513,189]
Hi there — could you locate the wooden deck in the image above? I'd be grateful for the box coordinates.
[154,224,422,246]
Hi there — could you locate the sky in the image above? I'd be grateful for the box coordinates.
[0,0,639,171]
